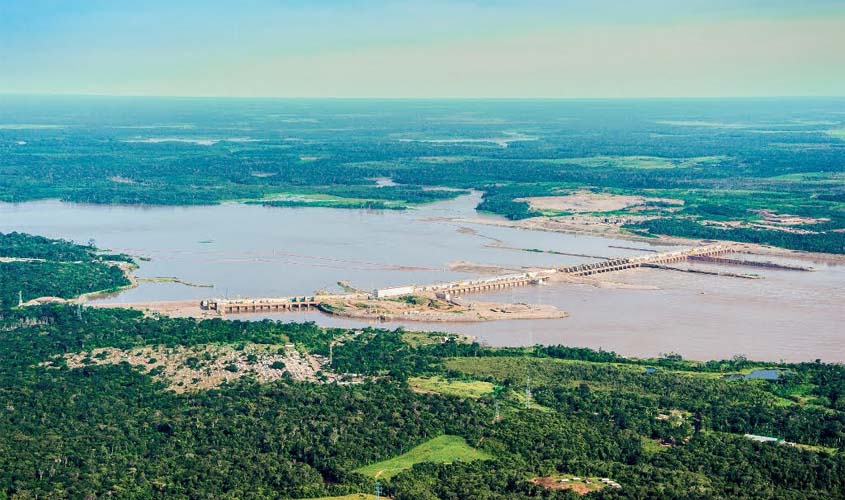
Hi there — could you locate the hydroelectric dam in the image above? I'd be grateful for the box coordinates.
[202,244,757,315]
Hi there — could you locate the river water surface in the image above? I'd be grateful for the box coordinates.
[2,193,843,362]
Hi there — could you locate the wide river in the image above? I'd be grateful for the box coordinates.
[2,193,843,362]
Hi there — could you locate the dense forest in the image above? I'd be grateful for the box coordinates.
[1,97,843,252]
[0,232,133,308]
[625,218,845,254]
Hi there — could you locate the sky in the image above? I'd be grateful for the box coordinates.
[1,0,844,98]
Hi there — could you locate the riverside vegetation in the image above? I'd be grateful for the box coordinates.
[1,234,844,499]
[0,232,133,308]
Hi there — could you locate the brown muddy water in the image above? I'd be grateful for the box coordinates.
[2,192,842,362]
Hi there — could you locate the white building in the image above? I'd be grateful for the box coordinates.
[743,434,781,443]
[373,285,416,298]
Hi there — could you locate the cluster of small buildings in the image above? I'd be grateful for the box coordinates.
[743,434,782,444]
[600,217,635,225]
[556,477,622,489]
[372,285,416,298]
[599,478,622,489]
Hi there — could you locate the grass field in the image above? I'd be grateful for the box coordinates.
[539,155,726,170]
[442,357,809,409]
[355,435,490,480]
[400,331,469,347]
[825,128,845,140]
[641,437,671,455]
[444,356,648,387]
[260,192,407,209]
[408,376,495,398]
[444,356,788,384]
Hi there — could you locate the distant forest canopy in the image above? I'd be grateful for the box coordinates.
[1,97,844,252]
[0,232,133,308]
[0,303,843,499]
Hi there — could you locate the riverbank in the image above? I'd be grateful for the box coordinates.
[90,294,568,323]
[438,215,845,265]
[18,260,140,307]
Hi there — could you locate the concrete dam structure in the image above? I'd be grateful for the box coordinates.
[559,244,737,277]
[417,272,549,298]
[202,295,348,314]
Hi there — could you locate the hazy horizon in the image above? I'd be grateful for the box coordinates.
[3,94,845,101]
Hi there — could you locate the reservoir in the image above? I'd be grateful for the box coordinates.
[2,192,843,362]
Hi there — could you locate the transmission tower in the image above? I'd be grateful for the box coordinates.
[375,481,381,500]
[524,374,532,407]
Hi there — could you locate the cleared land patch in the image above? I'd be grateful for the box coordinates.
[516,191,682,214]
[545,155,726,169]
[355,435,490,480]
[408,376,495,398]
[54,343,358,391]
[531,475,620,494]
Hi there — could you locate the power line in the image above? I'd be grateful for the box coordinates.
[525,372,532,408]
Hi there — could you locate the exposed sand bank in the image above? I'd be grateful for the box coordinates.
[516,191,682,213]
[319,295,567,322]
[432,215,671,242]
[448,260,519,274]
[437,215,845,266]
